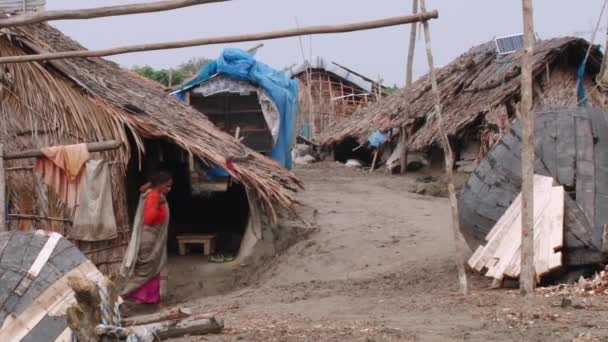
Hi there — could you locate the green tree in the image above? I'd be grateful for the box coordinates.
[132,65,186,87]
[132,57,210,87]
[177,57,211,78]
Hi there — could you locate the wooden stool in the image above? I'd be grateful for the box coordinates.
[176,234,217,256]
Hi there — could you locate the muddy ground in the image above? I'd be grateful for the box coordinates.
[168,162,608,342]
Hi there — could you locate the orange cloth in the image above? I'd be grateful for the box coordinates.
[34,144,90,209]
[143,190,168,226]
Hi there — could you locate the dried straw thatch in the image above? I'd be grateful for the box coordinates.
[318,37,608,159]
[0,22,302,273]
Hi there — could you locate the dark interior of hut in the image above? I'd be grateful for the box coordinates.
[333,137,374,165]
[190,92,273,155]
[125,139,250,261]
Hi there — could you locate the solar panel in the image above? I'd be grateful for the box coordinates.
[495,34,525,55]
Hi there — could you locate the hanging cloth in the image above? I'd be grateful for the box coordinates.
[71,160,118,241]
[33,143,90,209]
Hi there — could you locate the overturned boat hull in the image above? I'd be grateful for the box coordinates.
[459,108,606,266]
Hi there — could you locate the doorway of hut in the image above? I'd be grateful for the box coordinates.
[334,137,374,165]
[189,88,275,155]
[126,139,250,299]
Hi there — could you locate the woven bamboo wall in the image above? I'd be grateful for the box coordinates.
[296,70,376,138]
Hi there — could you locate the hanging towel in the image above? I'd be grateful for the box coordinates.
[34,143,90,209]
[71,160,117,241]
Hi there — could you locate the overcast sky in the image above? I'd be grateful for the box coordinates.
[46,0,607,87]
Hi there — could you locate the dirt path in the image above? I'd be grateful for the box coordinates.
[172,163,608,341]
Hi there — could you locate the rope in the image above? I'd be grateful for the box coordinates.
[578,0,608,105]
[95,280,146,342]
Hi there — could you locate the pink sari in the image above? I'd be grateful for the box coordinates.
[128,275,161,304]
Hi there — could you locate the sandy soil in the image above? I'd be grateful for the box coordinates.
[168,162,608,342]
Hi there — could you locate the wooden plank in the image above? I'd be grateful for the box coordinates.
[21,315,67,342]
[556,116,576,187]
[483,176,554,279]
[1,232,34,270]
[563,195,598,250]
[469,195,522,271]
[548,186,565,270]
[603,224,608,254]
[15,233,62,296]
[0,261,95,342]
[54,328,71,342]
[591,110,608,244]
[540,119,558,177]
[575,117,595,231]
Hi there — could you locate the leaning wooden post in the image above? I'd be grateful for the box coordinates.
[0,144,5,232]
[400,0,418,175]
[520,0,536,296]
[405,0,419,87]
[419,0,468,295]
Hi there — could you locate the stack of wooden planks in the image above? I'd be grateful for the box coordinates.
[468,175,565,284]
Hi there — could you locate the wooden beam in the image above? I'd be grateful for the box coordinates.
[4,140,123,160]
[419,0,468,295]
[520,0,536,297]
[8,214,71,223]
[0,12,439,64]
[0,0,228,28]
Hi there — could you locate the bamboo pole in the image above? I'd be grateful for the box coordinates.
[0,12,439,64]
[406,0,419,87]
[401,0,418,175]
[419,0,468,295]
[0,144,5,232]
[4,140,122,160]
[0,0,228,28]
[520,0,536,296]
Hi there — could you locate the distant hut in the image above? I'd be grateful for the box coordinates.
[173,49,298,169]
[0,23,301,275]
[286,58,386,139]
[318,37,608,170]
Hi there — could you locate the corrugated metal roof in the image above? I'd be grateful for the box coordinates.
[0,0,45,13]
[286,57,374,93]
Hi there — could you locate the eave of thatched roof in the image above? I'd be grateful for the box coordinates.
[0,22,302,222]
[318,37,606,153]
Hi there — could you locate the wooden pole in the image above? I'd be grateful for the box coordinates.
[520,0,536,296]
[4,140,122,160]
[406,0,419,87]
[0,144,5,232]
[370,150,379,173]
[0,12,439,64]
[401,0,418,175]
[399,126,409,174]
[0,0,228,28]
[419,0,468,295]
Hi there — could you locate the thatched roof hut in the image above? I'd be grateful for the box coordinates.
[318,37,608,163]
[0,22,302,274]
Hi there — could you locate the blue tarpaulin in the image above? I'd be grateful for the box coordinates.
[174,48,298,169]
[368,130,386,148]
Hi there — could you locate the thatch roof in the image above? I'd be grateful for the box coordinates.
[318,37,608,156]
[0,22,301,221]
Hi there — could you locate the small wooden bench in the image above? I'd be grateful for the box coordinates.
[176,234,217,256]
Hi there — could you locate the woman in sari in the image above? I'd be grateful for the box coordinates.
[120,171,172,306]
